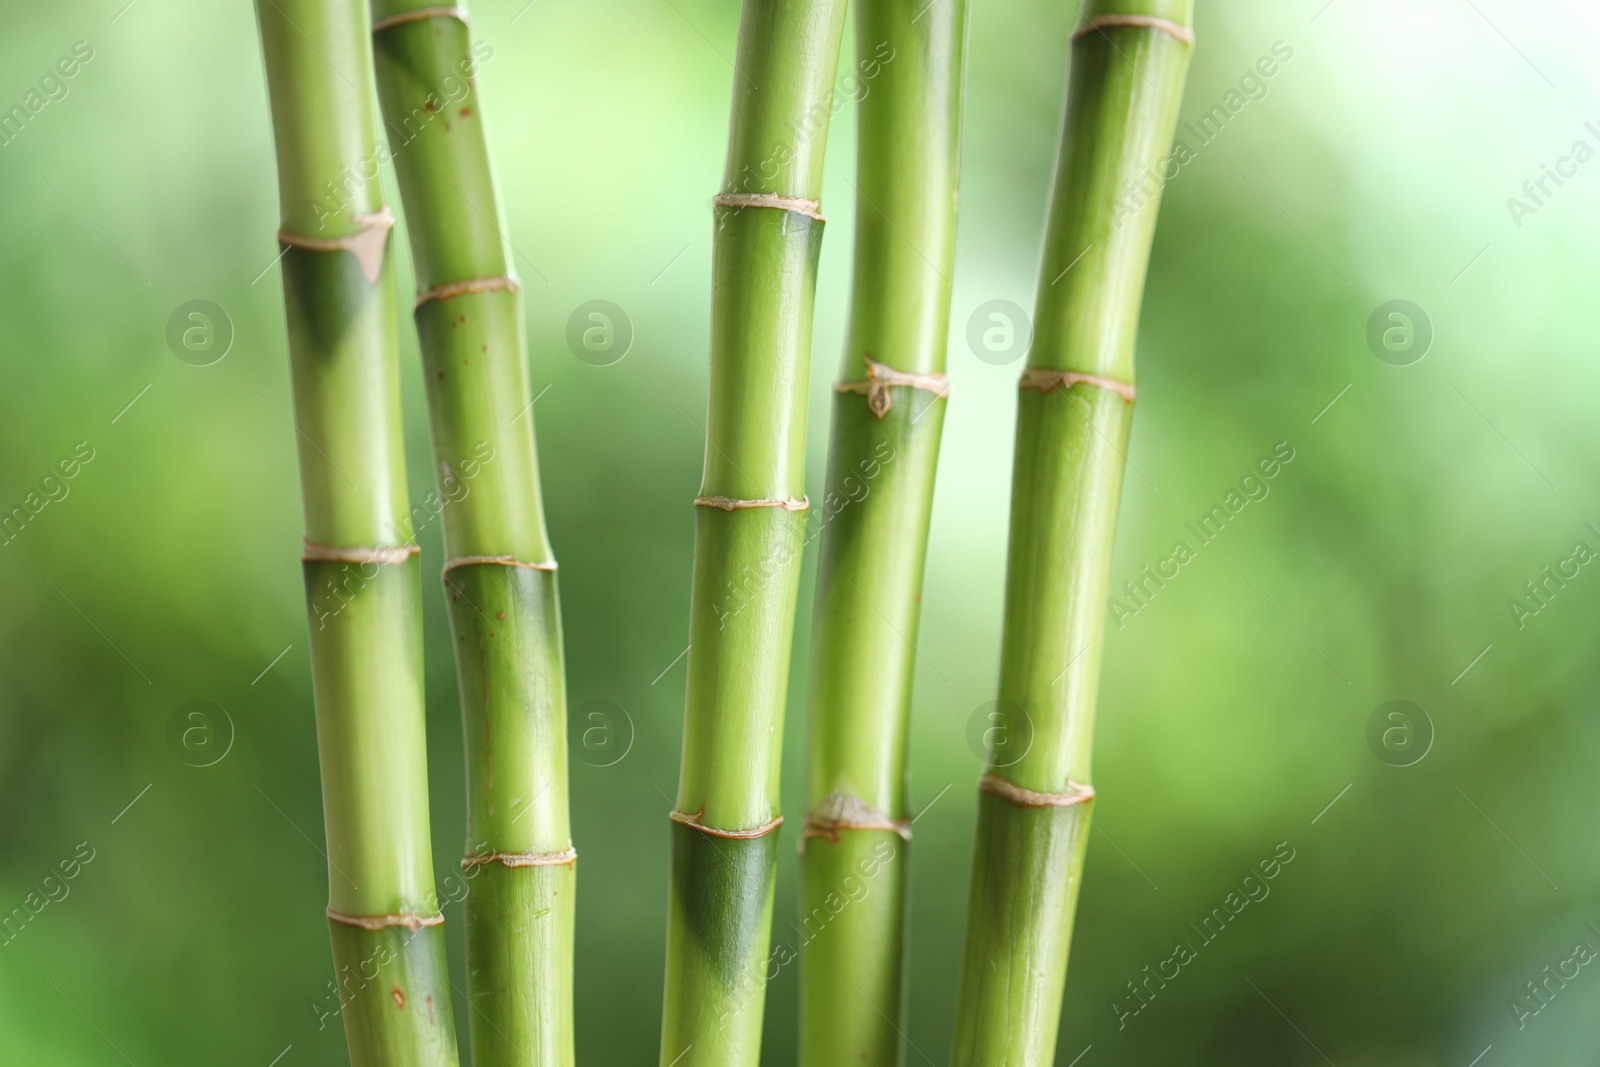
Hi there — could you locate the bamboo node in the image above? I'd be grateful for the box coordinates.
[799,793,911,852]
[1019,367,1136,404]
[1072,13,1194,46]
[371,6,469,33]
[302,540,420,566]
[415,275,519,308]
[694,495,809,512]
[461,847,576,869]
[979,773,1095,809]
[441,554,558,575]
[712,192,825,222]
[325,908,445,932]
[278,207,395,285]
[835,357,950,418]
[669,809,783,840]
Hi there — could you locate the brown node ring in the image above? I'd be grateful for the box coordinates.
[1072,13,1194,46]
[326,908,445,932]
[670,809,783,840]
[371,6,469,33]
[712,192,825,222]
[694,495,809,512]
[415,275,519,308]
[278,207,394,285]
[978,772,1095,809]
[1019,367,1136,404]
[835,357,950,418]
[800,794,912,849]
[461,848,577,869]
[441,554,558,576]
[302,540,420,566]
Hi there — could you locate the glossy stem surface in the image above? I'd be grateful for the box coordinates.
[950,3,1193,1064]
[661,1,849,1064]
[371,5,574,1064]
[255,0,459,1062]
[797,0,966,1062]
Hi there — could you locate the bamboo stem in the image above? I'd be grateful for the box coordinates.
[368,6,574,1065]
[796,0,966,1062]
[253,2,459,1064]
[659,2,849,1064]
[949,3,1192,1064]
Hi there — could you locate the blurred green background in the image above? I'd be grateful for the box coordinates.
[2,0,1596,1063]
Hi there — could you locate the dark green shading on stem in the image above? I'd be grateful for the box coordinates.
[328,922,459,1064]
[255,0,459,1063]
[950,3,1193,1065]
[797,0,966,1062]
[661,1,849,1064]
[370,4,574,1065]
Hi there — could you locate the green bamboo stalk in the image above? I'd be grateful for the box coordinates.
[659,2,849,1064]
[254,2,459,1064]
[796,0,966,1063]
[949,3,1192,1064]
[368,6,573,1066]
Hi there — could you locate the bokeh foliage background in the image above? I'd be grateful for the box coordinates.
[2,0,1598,1063]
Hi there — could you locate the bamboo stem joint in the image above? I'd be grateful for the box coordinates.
[1072,13,1194,46]
[1018,367,1136,404]
[415,275,520,308]
[371,6,468,32]
[800,792,912,849]
[277,207,395,284]
[461,848,578,869]
[669,810,784,840]
[441,555,558,574]
[326,908,446,932]
[302,540,421,565]
[835,357,949,418]
[978,772,1095,809]
[693,496,809,512]
[712,192,825,222]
